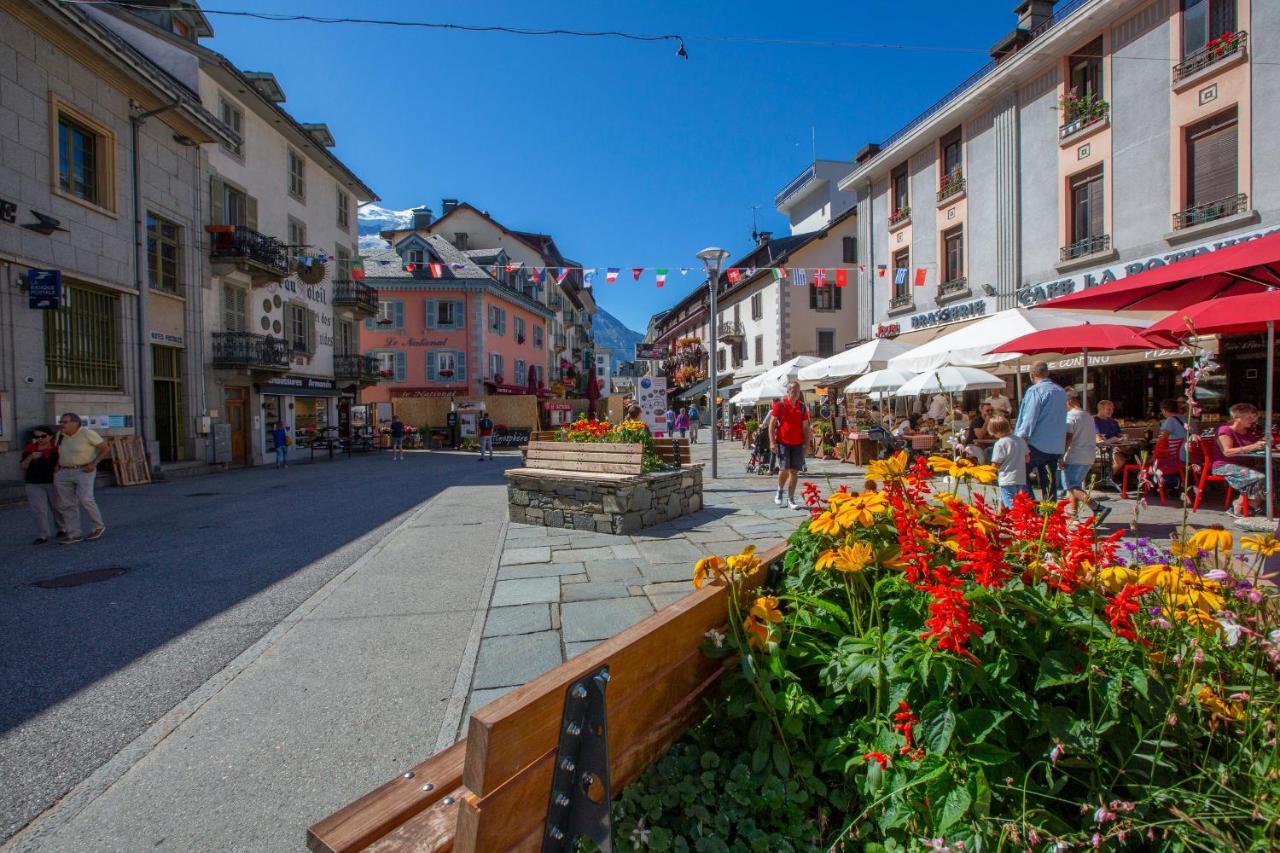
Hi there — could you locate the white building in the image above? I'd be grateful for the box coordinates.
[593,351,611,389]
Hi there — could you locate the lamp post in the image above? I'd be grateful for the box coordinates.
[696,246,730,479]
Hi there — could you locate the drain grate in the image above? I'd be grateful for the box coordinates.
[33,567,128,589]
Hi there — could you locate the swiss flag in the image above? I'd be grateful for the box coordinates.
[726,268,741,284]
[834,269,847,287]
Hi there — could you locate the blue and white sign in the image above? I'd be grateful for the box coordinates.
[27,269,61,309]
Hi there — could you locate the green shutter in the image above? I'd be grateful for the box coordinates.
[210,176,225,225]
[453,300,465,330]
[246,194,258,231]
[394,300,404,329]
[426,299,438,329]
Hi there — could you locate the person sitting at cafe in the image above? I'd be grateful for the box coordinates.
[1093,399,1128,486]
[1210,402,1269,516]
[960,402,994,463]
[894,414,920,438]
[1156,398,1189,471]
[983,386,1013,417]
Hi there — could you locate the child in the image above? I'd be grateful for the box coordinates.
[987,415,1029,509]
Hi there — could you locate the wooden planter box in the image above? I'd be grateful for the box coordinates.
[307,544,783,853]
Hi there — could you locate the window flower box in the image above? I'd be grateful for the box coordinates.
[888,207,911,229]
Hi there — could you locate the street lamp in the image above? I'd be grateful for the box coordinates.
[696,246,730,479]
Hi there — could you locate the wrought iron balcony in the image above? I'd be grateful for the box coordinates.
[937,173,965,203]
[1173,31,1247,84]
[938,277,969,298]
[332,281,379,316]
[211,332,290,371]
[716,320,745,343]
[889,293,914,311]
[888,207,911,228]
[1059,234,1111,262]
[774,162,817,208]
[333,353,380,383]
[554,333,567,350]
[1172,193,1248,231]
[207,225,289,283]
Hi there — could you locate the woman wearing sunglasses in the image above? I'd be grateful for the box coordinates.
[21,426,63,544]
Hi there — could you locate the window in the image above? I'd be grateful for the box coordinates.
[892,248,911,299]
[943,226,965,283]
[1069,166,1105,244]
[842,235,859,264]
[489,352,505,381]
[1185,107,1238,208]
[407,248,425,266]
[337,188,350,230]
[44,283,119,389]
[731,339,744,369]
[810,278,840,311]
[1182,0,1236,58]
[754,335,764,365]
[891,163,909,214]
[147,212,183,295]
[334,245,351,283]
[286,303,315,354]
[54,100,115,211]
[488,305,507,335]
[373,350,405,381]
[1067,38,1104,104]
[433,300,457,328]
[751,292,763,320]
[336,319,355,355]
[219,96,243,157]
[437,351,457,376]
[817,330,836,358]
[941,127,963,179]
[717,349,726,371]
[514,316,527,343]
[428,349,466,382]
[287,217,306,250]
[223,285,248,332]
[516,359,527,381]
[210,177,254,227]
[288,148,305,200]
[367,298,403,330]
[453,232,469,250]
[533,325,544,349]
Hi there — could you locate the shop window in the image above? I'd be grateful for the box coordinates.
[943,226,965,284]
[219,96,243,157]
[1185,107,1239,210]
[294,397,327,441]
[45,282,120,389]
[147,212,183,295]
[53,98,116,211]
[817,330,836,358]
[288,148,305,200]
[152,344,185,463]
[1182,0,1236,59]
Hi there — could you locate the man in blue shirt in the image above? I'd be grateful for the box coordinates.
[1093,399,1126,488]
[1014,362,1067,500]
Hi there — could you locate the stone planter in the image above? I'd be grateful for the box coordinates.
[508,466,704,534]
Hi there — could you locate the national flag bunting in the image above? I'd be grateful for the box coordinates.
[877,264,888,278]
[814,268,828,287]
[605,267,620,283]
[835,269,848,287]
[504,263,521,273]
[914,268,927,287]
[555,267,570,285]
[793,268,809,286]
[583,269,596,289]
[348,258,365,281]
[774,267,788,281]
[632,267,643,281]
[655,268,668,287]
[404,263,416,272]
[531,267,544,284]
[893,267,907,285]
[679,267,690,275]
[429,262,444,278]
[726,268,741,284]
[450,262,465,271]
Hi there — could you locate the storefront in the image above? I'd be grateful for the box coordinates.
[874,299,990,346]
[259,375,338,453]
[1218,334,1280,417]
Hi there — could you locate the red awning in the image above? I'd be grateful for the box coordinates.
[1041,230,1280,311]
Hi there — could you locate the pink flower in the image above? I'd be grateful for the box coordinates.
[1049,743,1065,764]
[1229,691,1250,702]
[1094,806,1117,825]
[1167,713,1179,726]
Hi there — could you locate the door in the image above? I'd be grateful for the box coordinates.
[224,387,248,465]
[151,345,185,462]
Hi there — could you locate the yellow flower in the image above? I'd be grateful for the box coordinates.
[927,455,963,475]
[749,594,784,623]
[833,491,890,528]
[1095,565,1138,593]
[1242,533,1280,557]
[965,464,999,485]
[865,451,909,484]
[809,509,847,537]
[927,455,997,484]
[725,545,761,578]
[1137,564,1184,591]
[827,491,855,508]
[1169,536,1198,559]
[1187,525,1233,554]
[952,501,999,535]
[743,594,783,650]
[1195,685,1245,722]
[1175,608,1220,633]
[1173,576,1225,613]
[815,542,875,574]
[692,555,727,589]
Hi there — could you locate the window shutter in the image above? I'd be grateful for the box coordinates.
[394,300,404,329]
[809,284,818,309]
[843,236,857,264]
[395,351,406,382]
[501,311,507,336]
[426,299,438,329]
[305,309,317,354]
[834,283,842,310]
[456,350,467,382]
[453,300,465,329]
[246,194,258,231]
[210,176,225,225]
[1188,114,1238,206]
[426,350,437,381]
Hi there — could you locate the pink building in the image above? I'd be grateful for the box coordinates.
[360,235,553,403]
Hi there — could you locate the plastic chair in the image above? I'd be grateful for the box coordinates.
[1122,437,1184,504]
[1190,435,1236,512]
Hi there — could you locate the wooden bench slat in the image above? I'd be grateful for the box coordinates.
[526,441,643,452]
[507,468,637,482]
[362,785,469,853]
[526,448,643,462]
[520,458,641,475]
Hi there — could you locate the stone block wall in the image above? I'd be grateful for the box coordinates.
[508,467,704,534]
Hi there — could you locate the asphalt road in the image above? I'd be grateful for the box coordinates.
[0,448,506,843]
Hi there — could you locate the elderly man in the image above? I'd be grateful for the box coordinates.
[1013,362,1067,501]
[54,412,109,543]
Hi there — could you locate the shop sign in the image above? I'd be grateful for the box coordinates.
[492,427,532,447]
[391,387,468,398]
[27,269,61,309]
[382,336,449,347]
[1017,224,1280,307]
[875,322,901,338]
[635,344,664,360]
[150,331,184,346]
[543,401,573,411]
[909,299,987,330]
[260,375,336,395]
[1019,343,1201,372]
[636,375,669,437]
[1219,334,1266,356]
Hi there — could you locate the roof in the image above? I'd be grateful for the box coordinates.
[381,202,559,263]
[462,248,505,264]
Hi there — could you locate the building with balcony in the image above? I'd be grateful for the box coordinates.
[0,0,233,479]
[90,1,379,464]
[838,0,1278,369]
[357,235,554,405]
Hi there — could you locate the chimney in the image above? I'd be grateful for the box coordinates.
[854,143,880,164]
[441,198,460,215]
[755,230,773,246]
[412,206,433,229]
[1015,0,1054,31]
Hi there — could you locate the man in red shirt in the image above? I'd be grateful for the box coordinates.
[769,380,812,509]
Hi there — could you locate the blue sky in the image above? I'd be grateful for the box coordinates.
[203,0,1022,332]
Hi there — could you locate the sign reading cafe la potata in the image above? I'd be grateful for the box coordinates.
[1017,225,1280,307]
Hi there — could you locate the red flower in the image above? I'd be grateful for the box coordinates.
[921,579,982,662]
[893,701,923,759]
[863,751,891,770]
[1105,582,1153,641]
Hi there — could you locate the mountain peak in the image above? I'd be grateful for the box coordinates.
[593,308,644,370]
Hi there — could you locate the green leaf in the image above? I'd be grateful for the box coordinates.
[920,701,956,755]
[973,768,992,819]
[1035,649,1086,690]
[1001,686,1037,721]
[937,785,972,833]
[771,740,790,777]
[957,708,1010,745]
[966,742,1016,766]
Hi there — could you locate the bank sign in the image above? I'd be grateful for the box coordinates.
[1017,225,1280,307]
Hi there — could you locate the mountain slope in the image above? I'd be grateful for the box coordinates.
[593,308,644,369]
[357,203,418,253]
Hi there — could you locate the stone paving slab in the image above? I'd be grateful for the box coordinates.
[637,562,697,583]
[483,604,551,637]
[636,538,706,564]
[550,546,616,562]
[472,631,563,689]
[490,576,560,606]
[497,561,586,580]
[560,581,635,602]
[560,598,655,643]
[584,560,646,583]
[564,641,599,659]
[499,546,552,565]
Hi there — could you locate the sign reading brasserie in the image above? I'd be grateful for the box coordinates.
[909,299,987,330]
[1017,225,1280,307]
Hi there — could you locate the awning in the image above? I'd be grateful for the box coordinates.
[993,337,1218,374]
[676,377,711,399]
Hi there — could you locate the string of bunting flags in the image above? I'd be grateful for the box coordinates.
[356,258,935,287]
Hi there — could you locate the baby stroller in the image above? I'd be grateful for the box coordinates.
[746,426,774,475]
[866,424,905,460]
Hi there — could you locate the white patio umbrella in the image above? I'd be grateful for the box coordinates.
[888,307,1147,374]
[797,338,912,383]
[732,374,788,404]
[848,367,917,395]
[755,354,823,387]
[894,365,1008,397]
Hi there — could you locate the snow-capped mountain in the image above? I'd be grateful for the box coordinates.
[593,308,644,370]
[357,203,419,253]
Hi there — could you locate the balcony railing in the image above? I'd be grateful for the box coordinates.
[208,225,289,280]
[888,207,912,228]
[333,353,380,382]
[938,276,969,298]
[774,162,818,208]
[716,320,745,343]
[937,173,965,203]
[1059,96,1109,141]
[1173,193,1248,231]
[1173,31,1247,84]
[211,331,290,371]
[332,281,379,315]
[554,333,567,350]
[1060,234,1111,262]
[889,293,913,311]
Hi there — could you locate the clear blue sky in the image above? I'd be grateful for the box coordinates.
[202,0,1021,332]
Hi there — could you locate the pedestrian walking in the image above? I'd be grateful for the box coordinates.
[1013,362,1067,501]
[272,422,290,468]
[21,425,62,544]
[478,413,494,461]
[389,414,405,461]
[769,381,812,510]
[53,412,108,544]
[987,416,1029,509]
[1063,391,1110,524]
[664,407,675,439]
[674,408,689,439]
[687,403,700,444]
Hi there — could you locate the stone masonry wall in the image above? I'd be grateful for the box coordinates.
[508,467,704,534]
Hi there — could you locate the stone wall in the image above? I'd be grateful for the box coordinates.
[508,467,704,534]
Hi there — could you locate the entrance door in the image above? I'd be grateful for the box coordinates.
[225,387,248,465]
[152,345,185,463]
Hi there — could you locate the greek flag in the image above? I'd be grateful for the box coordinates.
[792,268,808,286]
[893,267,908,285]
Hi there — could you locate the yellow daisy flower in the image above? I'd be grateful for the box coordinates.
[692,555,727,589]
[1095,564,1138,593]
[725,544,761,577]
[1195,685,1245,722]
[833,491,890,528]
[1241,533,1280,557]
[865,451,909,484]
[1175,607,1220,633]
[749,594,784,624]
[815,542,875,574]
[808,510,847,537]
[1187,525,1233,554]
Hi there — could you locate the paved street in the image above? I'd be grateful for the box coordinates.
[0,439,1256,851]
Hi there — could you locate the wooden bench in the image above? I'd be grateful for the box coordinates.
[652,437,691,467]
[517,441,644,482]
[307,542,784,853]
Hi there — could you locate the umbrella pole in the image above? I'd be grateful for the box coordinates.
[1266,320,1274,521]
[1082,348,1089,413]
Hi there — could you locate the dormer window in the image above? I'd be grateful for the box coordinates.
[407,249,425,266]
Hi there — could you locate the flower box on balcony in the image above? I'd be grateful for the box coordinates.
[1173,31,1247,90]
[888,293,914,314]
[888,207,911,231]
[936,174,965,204]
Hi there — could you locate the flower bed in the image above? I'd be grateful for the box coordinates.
[612,453,1280,850]
[559,416,672,473]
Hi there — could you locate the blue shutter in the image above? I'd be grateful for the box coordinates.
[501,310,508,336]
[455,350,467,383]
[426,299,438,329]
[426,350,437,381]
[453,300,465,330]
[395,350,406,382]
[394,300,404,329]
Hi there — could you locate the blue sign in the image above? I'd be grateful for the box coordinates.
[27,269,61,309]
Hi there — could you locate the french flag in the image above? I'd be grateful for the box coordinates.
[605,267,620,283]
